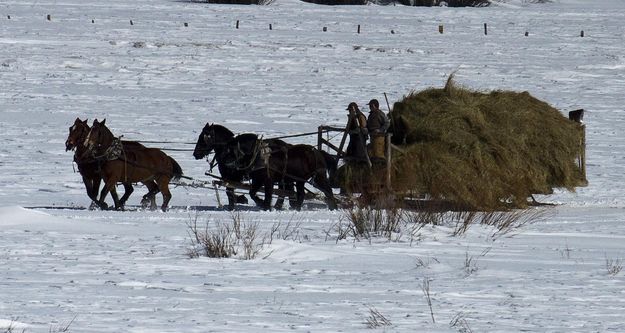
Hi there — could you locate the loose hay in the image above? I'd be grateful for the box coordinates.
[389,76,586,210]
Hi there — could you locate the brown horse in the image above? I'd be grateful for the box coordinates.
[65,118,159,210]
[83,119,183,211]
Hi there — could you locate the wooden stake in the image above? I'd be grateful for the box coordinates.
[385,134,392,191]
[130,19,134,26]
[580,30,584,37]
[357,24,360,34]
[269,23,272,30]
[438,25,443,34]
[236,20,239,29]
[46,14,51,21]
[484,23,488,35]
[323,26,327,32]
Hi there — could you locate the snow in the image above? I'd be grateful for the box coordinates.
[2,0,625,331]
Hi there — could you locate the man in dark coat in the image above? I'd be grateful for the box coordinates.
[366,99,389,163]
[345,102,368,163]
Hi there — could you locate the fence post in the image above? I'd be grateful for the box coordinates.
[438,25,443,34]
[269,23,272,30]
[130,19,134,26]
[385,134,392,191]
[236,20,239,29]
[323,26,327,32]
[357,24,360,34]
[484,23,487,35]
[580,30,584,37]
[46,14,51,21]
[317,127,323,151]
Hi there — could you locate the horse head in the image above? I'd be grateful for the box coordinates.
[84,119,114,154]
[65,118,90,151]
[193,123,235,160]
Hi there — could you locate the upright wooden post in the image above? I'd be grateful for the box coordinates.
[357,24,360,34]
[337,116,353,157]
[580,124,587,183]
[484,23,488,35]
[580,30,584,37]
[317,126,323,151]
[130,19,134,26]
[236,20,239,29]
[323,26,327,32]
[385,134,392,191]
[269,23,272,30]
[438,25,444,34]
[46,14,51,21]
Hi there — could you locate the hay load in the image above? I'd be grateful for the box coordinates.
[389,77,586,210]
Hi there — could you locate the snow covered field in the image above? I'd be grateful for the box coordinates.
[2,0,625,331]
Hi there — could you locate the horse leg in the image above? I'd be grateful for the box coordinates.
[157,177,172,212]
[83,175,100,210]
[262,176,273,211]
[96,180,112,210]
[225,187,236,211]
[274,181,286,210]
[101,179,121,210]
[294,181,305,211]
[118,182,134,209]
[285,181,297,209]
[141,181,159,210]
[314,173,338,210]
[249,178,265,207]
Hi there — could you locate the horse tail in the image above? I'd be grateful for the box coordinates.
[319,150,338,175]
[169,156,183,181]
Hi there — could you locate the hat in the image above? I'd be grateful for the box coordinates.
[346,102,359,110]
[367,99,379,108]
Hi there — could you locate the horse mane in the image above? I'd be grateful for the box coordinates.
[208,123,235,138]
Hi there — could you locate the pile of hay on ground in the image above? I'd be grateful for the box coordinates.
[389,77,586,210]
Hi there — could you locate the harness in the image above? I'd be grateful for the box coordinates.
[92,137,124,161]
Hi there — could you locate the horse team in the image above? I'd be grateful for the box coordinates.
[65,118,337,211]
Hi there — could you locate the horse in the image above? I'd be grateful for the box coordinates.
[193,123,277,210]
[193,123,336,211]
[250,144,338,211]
[83,119,183,211]
[65,118,159,210]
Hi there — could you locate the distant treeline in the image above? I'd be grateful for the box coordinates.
[301,0,490,6]
[185,0,491,6]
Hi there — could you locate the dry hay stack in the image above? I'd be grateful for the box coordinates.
[389,77,586,210]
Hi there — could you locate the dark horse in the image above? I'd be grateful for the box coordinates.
[83,119,183,211]
[193,123,337,211]
[65,118,159,210]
